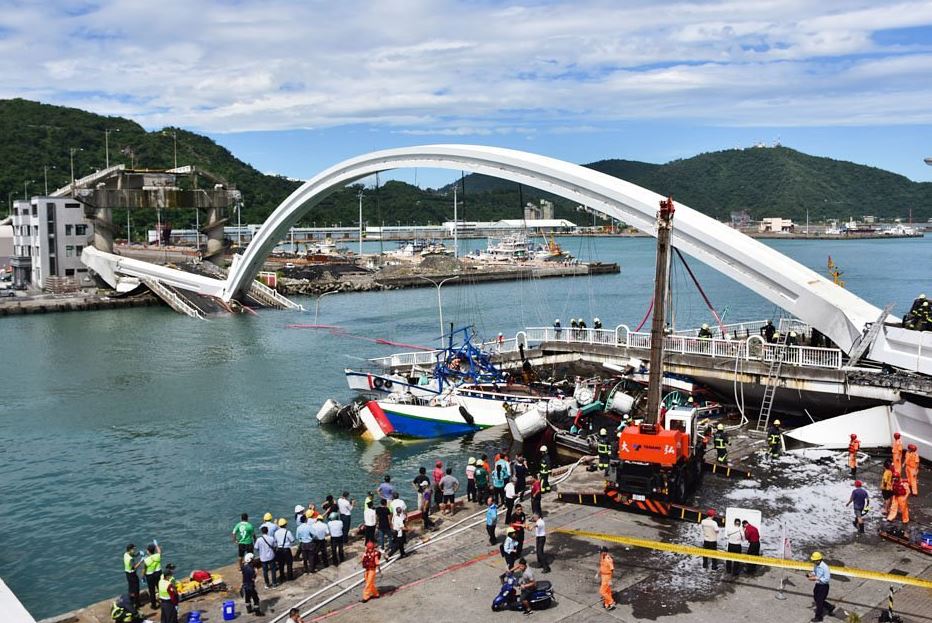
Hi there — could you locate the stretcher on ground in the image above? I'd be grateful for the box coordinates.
[878,527,932,556]
[174,571,227,602]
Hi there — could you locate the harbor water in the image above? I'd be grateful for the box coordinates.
[0,235,929,618]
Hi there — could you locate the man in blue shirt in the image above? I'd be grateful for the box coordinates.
[377,475,395,502]
[485,497,498,545]
[295,515,314,573]
[845,480,869,534]
[806,552,835,622]
[308,516,330,572]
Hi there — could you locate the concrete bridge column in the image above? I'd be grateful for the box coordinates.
[204,205,226,263]
[92,207,114,253]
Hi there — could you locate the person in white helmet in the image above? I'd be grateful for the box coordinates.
[538,446,551,493]
[241,552,262,614]
[593,317,602,330]
[553,318,562,339]
[713,423,729,464]
[697,323,713,339]
[597,428,611,473]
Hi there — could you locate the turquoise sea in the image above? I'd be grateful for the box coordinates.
[0,234,929,618]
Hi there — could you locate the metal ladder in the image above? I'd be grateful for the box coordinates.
[845,303,894,367]
[755,332,789,432]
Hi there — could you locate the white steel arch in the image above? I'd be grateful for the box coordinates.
[223,144,882,353]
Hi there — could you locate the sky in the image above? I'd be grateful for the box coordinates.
[1,0,931,188]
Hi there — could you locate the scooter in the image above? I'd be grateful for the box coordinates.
[491,573,556,612]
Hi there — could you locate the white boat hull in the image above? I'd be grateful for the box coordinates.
[315,398,340,424]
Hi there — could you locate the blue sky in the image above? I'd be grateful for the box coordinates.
[1,1,931,188]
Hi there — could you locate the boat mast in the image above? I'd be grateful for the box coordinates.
[645,196,675,424]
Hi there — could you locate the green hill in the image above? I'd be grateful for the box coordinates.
[2,99,930,230]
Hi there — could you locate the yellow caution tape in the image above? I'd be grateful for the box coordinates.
[555,529,932,590]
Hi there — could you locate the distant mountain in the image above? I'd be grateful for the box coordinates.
[2,99,930,231]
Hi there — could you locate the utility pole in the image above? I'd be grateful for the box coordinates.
[104,128,119,168]
[645,196,676,424]
[69,147,81,191]
[43,165,54,196]
[358,189,364,257]
[452,184,458,258]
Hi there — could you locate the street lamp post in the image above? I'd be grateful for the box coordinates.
[69,147,82,190]
[418,275,460,343]
[163,130,178,168]
[104,128,119,168]
[43,165,56,196]
[315,290,337,324]
[357,190,364,257]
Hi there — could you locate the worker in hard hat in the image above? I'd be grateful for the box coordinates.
[806,552,835,621]
[538,446,551,493]
[881,460,894,515]
[762,319,776,343]
[887,471,910,525]
[597,428,611,473]
[892,432,904,475]
[598,546,616,610]
[157,563,179,622]
[767,420,783,458]
[593,317,602,330]
[260,512,278,539]
[786,330,798,346]
[553,318,562,339]
[904,444,920,496]
[848,434,860,477]
[713,423,729,465]
[910,293,927,315]
[240,553,262,615]
[697,323,713,339]
[274,517,295,583]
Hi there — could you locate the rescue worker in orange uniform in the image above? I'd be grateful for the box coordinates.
[598,546,616,611]
[360,541,381,602]
[886,472,909,525]
[891,432,904,475]
[904,444,920,496]
[848,434,860,477]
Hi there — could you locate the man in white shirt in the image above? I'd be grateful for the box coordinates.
[532,514,550,573]
[327,512,345,564]
[504,477,517,523]
[700,509,720,571]
[363,501,377,544]
[725,518,744,575]
[337,492,354,544]
[273,518,295,584]
[388,507,408,558]
[254,526,278,588]
[390,492,407,517]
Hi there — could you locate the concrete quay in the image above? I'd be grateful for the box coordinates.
[0,292,158,316]
[44,440,930,623]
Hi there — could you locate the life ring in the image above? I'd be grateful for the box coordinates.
[383,379,393,390]
[373,377,385,389]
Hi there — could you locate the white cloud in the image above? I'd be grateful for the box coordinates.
[0,0,930,133]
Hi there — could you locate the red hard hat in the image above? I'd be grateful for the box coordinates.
[892,471,900,479]
[907,444,917,451]
[850,433,857,439]
[893,432,901,439]
[854,480,862,487]
[707,509,717,517]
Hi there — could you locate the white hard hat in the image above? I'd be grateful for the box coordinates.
[702,323,709,329]
[540,445,548,452]
[773,419,781,426]
[294,505,305,513]
[243,553,255,564]
[600,428,607,435]
[555,319,560,323]
[594,317,600,322]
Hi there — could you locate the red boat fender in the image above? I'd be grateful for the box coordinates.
[367,373,374,390]
[366,401,395,435]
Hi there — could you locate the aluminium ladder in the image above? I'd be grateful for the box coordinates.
[755,331,789,432]
[845,303,895,368]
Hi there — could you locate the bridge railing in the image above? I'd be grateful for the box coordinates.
[672,319,773,340]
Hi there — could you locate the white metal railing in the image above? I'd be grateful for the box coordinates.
[142,277,204,320]
[369,323,843,371]
[673,319,773,340]
[249,279,303,310]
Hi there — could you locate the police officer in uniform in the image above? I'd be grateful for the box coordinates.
[767,420,783,458]
[597,428,611,473]
[123,544,142,609]
[713,423,729,464]
[538,446,551,493]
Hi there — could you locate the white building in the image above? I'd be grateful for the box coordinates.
[11,197,95,290]
[758,217,795,233]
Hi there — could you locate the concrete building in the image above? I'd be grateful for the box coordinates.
[11,197,95,290]
[524,199,555,221]
[758,217,795,233]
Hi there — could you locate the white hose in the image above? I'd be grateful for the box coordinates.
[275,457,590,621]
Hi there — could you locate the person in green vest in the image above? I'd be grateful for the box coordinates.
[231,512,255,562]
[142,542,162,610]
[157,563,178,623]
[123,543,143,609]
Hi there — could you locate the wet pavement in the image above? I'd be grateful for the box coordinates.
[46,437,930,623]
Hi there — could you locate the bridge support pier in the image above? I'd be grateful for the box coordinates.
[204,205,226,264]
[92,206,114,253]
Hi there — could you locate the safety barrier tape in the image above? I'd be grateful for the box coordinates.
[554,529,932,589]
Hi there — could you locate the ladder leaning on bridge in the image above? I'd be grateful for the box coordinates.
[755,331,790,432]
[846,303,895,368]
